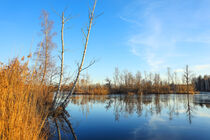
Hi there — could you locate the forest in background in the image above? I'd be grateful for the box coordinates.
[67,67,208,95]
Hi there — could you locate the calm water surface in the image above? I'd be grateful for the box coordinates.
[53,93,210,140]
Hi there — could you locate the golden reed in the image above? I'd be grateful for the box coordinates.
[0,57,52,140]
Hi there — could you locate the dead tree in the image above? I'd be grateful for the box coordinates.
[173,72,178,94]
[167,67,171,93]
[52,9,72,107]
[167,67,171,85]
[49,1,98,140]
[113,67,120,87]
[60,0,97,108]
[37,10,56,85]
[184,65,191,94]
[58,12,65,94]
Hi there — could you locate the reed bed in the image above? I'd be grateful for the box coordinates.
[0,57,51,140]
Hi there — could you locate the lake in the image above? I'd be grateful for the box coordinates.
[51,93,210,140]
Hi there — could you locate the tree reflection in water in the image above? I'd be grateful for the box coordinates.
[47,94,210,140]
[68,94,210,123]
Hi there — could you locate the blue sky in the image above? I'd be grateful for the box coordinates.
[0,0,210,82]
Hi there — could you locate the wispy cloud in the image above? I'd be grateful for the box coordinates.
[119,16,142,27]
[175,69,184,73]
[121,0,210,74]
[194,64,210,71]
[191,64,210,75]
[127,16,176,71]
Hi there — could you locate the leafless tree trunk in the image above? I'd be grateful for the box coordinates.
[184,65,190,94]
[52,9,72,107]
[173,72,178,94]
[48,2,98,139]
[167,67,171,85]
[38,10,56,85]
[113,67,120,87]
[58,12,65,93]
[167,67,171,93]
[53,12,65,106]
[61,0,97,108]
[41,16,49,84]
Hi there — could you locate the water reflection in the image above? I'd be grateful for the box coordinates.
[57,94,210,140]
[69,94,201,122]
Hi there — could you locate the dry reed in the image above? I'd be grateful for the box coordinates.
[0,57,51,140]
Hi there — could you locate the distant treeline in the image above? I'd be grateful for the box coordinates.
[193,75,210,92]
[56,66,210,95]
[69,66,198,95]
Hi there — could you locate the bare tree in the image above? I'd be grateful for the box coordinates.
[113,67,120,87]
[105,77,112,90]
[46,1,98,140]
[173,72,178,93]
[167,67,171,85]
[37,10,56,85]
[61,0,98,108]
[58,12,65,93]
[184,65,192,94]
[52,9,72,107]
[135,71,142,93]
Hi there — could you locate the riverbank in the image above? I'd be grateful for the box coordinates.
[74,91,200,95]
[71,83,199,95]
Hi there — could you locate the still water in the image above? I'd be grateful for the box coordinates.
[54,93,210,140]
